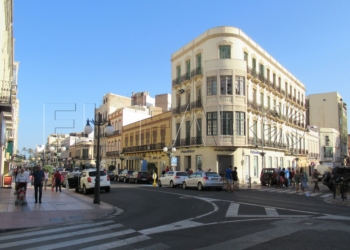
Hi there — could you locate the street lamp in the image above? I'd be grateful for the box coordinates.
[119,153,125,169]
[36,145,46,167]
[84,112,113,205]
[163,146,176,166]
[49,144,66,167]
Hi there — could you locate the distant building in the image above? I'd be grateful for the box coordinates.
[318,128,341,167]
[308,92,348,165]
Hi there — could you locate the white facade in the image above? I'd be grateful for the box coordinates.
[170,26,307,184]
[319,128,341,167]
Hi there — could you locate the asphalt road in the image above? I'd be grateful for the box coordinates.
[1,181,350,250]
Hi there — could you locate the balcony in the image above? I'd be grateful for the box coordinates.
[123,143,166,153]
[190,137,203,145]
[113,130,121,135]
[191,67,202,78]
[247,66,259,80]
[106,151,120,157]
[247,99,258,111]
[0,80,13,112]
[191,99,202,110]
[172,106,181,115]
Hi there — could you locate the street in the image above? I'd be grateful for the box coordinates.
[1,182,350,250]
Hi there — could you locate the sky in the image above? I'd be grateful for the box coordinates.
[14,0,350,153]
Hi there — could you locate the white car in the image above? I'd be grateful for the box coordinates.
[183,171,223,191]
[158,171,189,188]
[75,169,111,194]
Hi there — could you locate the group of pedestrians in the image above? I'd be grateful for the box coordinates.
[276,167,320,193]
[225,166,238,193]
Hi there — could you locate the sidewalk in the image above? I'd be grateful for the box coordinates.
[0,182,116,231]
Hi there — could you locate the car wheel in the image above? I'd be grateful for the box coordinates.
[170,181,175,188]
[182,182,187,189]
[158,180,162,187]
[198,182,203,191]
[105,187,110,193]
[83,185,88,195]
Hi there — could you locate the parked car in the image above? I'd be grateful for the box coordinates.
[182,171,223,191]
[322,166,350,191]
[158,171,189,188]
[75,169,111,194]
[117,170,135,183]
[315,165,332,182]
[129,171,153,184]
[260,168,279,186]
[113,169,123,182]
[63,171,81,188]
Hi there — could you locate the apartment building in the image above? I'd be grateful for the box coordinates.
[318,128,341,167]
[0,0,20,184]
[308,92,348,165]
[170,26,307,184]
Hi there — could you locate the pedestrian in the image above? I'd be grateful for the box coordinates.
[165,166,169,172]
[44,169,49,190]
[15,168,30,189]
[189,168,193,175]
[294,169,300,192]
[280,168,286,187]
[32,166,45,203]
[225,166,233,192]
[54,170,62,192]
[231,166,238,192]
[285,167,290,187]
[312,169,321,193]
[299,167,308,192]
[291,168,295,187]
[51,173,56,192]
[276,167,281,188]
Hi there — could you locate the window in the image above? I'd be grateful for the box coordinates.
[253,89,257,103]
[260,93,264,107]
[268,157,272,168]
[152,130,157,144]
[220,76,232,95]
[285,82,288,95]
[220,111,233,135]
[236,112,246,136]
[186,60,190,74]
[196,54,202,69]
[176,65,181,79]
[186,92,190,104]
[146,132,150,145]
[274,157,278,168]
[244,52,248,61]
[278,77,281,89]
[219,45,231,59]
[207,76,217,96]
[175,123,180,146]
[259,64,264,77]
[207,112,218,136]
[197,118,202,138]
[273,73,276,87]
[197,88,202,101]
[235,76,245,95]
[252,58,256,71]
[266,69,270,81]
[325,136,330,146]
[186,121,191,145]
[254,156,259,177]
[161,129,165,144]
[280,157,284,169]
[177,96,181,108]
[324,147,333,158]
[267,96,271,109]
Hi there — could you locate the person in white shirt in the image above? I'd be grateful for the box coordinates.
[44,169,49,190]
[15,168,30,190]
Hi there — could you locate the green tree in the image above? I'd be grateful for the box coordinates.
[22,147,27,158]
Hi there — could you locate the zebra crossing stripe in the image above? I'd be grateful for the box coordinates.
[265,208,279,216]
[225,203,240,217]
[1,224,124,249]
[309,193,321,196]
[0,220,114,242]
[80,235,151,250]
[321,193,333,198]
[24,229,136,250]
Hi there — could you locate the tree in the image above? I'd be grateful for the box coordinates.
[28,148,34,159]
[22,147,27,158]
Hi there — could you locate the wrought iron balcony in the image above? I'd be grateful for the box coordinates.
[191,67,202,78]
[172,106,181,115]
[106,151,120,157]
[0,80,13,112]
[191,99,202,110]
[113,130,120,135]
[190,137,203,145]
[247,66,259,79]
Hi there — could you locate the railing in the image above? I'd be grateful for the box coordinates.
[191,67,202,78]
[191,99,202,109]
[172,106,181,115]
[123,143,166,153]
[113,130,120,135]
[172,99,203,115]
[0,80,12,107]
[247,66,259,78]
[172,68,203,86]
[106,151,120,157]
[190,137,203,145]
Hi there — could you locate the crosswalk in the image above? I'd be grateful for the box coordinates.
[225,202,314,218]
[257,187,333,198]
[0,220,167,250]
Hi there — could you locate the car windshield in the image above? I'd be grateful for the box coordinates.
[88,171,107,176]
[205,172,220,177]
[176,172,189,176]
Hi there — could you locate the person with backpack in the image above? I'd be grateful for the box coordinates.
[231,166,238,192]
[225,166,233,192]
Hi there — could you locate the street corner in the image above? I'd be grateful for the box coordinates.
[324,195,350,206]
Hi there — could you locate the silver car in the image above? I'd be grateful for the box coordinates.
[158,171,189,188]
[183,171,223,191]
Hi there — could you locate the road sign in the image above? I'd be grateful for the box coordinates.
[171,157,177,167]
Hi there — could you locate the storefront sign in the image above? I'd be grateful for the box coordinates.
[214,149,233,152]
[250,150,261,155]
[181,150,194,153]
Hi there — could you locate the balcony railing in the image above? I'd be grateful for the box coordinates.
[247,66,259,78]
[172,68,203,87]
[191,67,202,78]
[0,80,13,112]
[122,143,166,153]
[106,151,120,157]
[113,130,120,135]
[191,99,202,110]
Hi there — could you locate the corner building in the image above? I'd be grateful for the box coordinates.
[171,26,307,184]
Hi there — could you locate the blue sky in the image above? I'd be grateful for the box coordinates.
[14,0,350,153]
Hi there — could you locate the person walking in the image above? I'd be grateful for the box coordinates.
[32,166,45,203]
[276,167,281,188]
[299,167,308,192]
[291,168,295,188]
[280,168,286,187]
[294,169,300,192]
[51,173,56,192]
[285,168,290,187]
[54,170,62,192]
[44,169,49,190]
[231,166,238,192]
[225,166,233,192]
[312,169,321,193]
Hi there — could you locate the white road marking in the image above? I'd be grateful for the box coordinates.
[24,229,136,250]
[139,220,203,235]
[2,224,124,249]
[225,203,240,217]
[321,193,333,198]
[265,207,279,216]
[80,235,151,250]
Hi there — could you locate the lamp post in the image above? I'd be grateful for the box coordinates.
[119,153,125,169]
[84,112,113,205]
[163,145,176,167]
[49,142,66,168]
